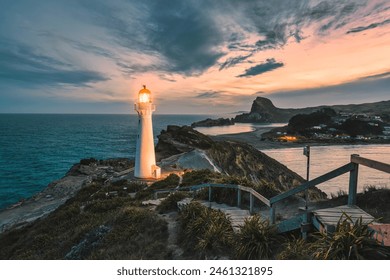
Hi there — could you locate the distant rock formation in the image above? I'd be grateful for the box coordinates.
[234,97,390,123]
[191,118,234,127]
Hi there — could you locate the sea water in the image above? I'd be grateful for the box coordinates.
[262,144,390,197]
[0,114,211,209]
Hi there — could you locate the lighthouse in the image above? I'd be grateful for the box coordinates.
[134,85,161,179]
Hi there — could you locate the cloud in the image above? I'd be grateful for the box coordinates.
[194,91,222,99]
[358,71,390,81]
[237,58,284,78]
[0,40,108,87]
[83,0,225,76]
[219,54,253,70]
[346,18,390,34]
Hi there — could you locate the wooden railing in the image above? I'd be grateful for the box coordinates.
[268,154,390,224]
[153,183,271,213]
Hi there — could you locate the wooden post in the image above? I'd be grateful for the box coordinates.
[348,154,359,206]
[348,163,359,205]
[249,193,254,214]
[208,186,212,202]
[270,204,276,224]
[237,189,242,208]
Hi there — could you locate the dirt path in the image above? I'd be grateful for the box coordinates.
[159,211,183,259]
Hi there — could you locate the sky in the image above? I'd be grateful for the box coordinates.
[0,0,389,114]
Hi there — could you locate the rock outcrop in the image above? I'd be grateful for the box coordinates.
[191,118,234,127]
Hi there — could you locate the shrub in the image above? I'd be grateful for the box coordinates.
[253,182,279,199]
[150,173,180,190]
[134,188,154,201]
[178,202,234,258]
[311,213,390,260]
[156,192,188,213]
[234,215,278,259]
[181,169,221,186]
[88,207,169,259]
[277,237,311,260]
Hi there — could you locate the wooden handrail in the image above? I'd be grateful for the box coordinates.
[269,162,355,204]
[153,182,272,207]
[351,155,390,173]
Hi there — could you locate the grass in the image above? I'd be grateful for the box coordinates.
[0,180,169,259]
[311,213,390,260]
[156,192,189,213]
[276,237,311,260]
[234,215,279,259]
[181,169,223,186]
[178,202,235,259]
[150,173,180,190]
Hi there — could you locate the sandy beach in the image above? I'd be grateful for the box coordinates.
[211,126,314,150]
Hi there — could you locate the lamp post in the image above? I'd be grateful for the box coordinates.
[302,145,310,239]
[303,145,310,209]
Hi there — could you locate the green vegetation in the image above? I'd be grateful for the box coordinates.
[341,119,383,137]
[178,202,235,259]
[181,169,222,186]
[276,237,311,260]
[156,192,189,213]
[312,214,389,260]
[288,108,336,134]
[150,173,180,190]
[0,180,169,260]
[234,215,278,259]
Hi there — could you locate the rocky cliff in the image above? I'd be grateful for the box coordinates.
[234,97,390,123]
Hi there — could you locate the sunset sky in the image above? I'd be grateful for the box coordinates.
[0,0,389,114]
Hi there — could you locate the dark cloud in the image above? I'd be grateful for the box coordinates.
[146,1,225,75]
[255,24,289,50]
[358,71,390,81]
[306,1,334,21]
[309,2,360,34]
[219,54,252,70]
[84,0,225,76]
[346,18,390,33]
[237,58,284,78]
[222,1,363,55]
[0,41,108,87]
[194,91,222,99]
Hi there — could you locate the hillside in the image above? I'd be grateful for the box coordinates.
[155,125,319,196]
[234,97,390,123]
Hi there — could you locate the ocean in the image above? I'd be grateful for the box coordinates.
[0,115,389,210]
[0,114,211,209]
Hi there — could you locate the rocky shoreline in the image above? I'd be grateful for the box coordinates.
[0,158,133,233]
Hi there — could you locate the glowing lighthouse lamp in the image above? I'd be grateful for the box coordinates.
[134,85,161,179]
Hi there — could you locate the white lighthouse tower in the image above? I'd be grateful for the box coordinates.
[134,85,161,179]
